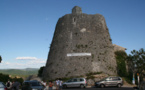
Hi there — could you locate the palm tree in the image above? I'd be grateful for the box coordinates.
[0,55,2,63]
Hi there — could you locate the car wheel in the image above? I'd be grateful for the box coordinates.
[63,85,67,89]
[80,84,84,88]
[117,84,121,88]
[100,84,105,88]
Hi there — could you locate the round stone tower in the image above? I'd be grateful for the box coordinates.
[42,6,117,80]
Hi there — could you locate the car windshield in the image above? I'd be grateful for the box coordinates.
[0,83,3,87]
[67,79,72,82]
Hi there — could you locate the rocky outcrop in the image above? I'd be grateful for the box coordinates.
[42,6,117,80]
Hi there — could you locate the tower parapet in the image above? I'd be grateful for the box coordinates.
[72,6,82,14]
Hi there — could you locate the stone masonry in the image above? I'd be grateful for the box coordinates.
[42,6,117,80]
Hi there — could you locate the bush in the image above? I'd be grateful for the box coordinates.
[38,66,45,77]
[115,51,128,77]
[0,73,23,84]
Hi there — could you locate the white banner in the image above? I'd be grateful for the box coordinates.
[67,53,91,57]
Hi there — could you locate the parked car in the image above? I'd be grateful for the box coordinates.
[95,76,123,88]
[0,82,7,90]
[21,80,45,90]
[139,81,145,90]
[62,78,87,88]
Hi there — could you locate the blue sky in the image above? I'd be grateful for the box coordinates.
[0,0,145,69]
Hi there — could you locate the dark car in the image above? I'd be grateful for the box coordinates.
[0,82,7,90]
[21,80,45,90]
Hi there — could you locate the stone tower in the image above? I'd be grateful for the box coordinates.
[42,6,117,80]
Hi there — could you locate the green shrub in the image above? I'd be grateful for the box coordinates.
[115,51,128,77]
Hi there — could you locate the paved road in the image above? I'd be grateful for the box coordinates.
[62,87,136,90]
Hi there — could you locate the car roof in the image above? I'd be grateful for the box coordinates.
[72,78,85,79]
[24,80,40,82]
[108,76,121,78]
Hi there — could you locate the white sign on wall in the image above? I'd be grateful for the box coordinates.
[67,53,91,57]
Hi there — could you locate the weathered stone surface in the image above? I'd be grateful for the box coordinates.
[93,73,108,78]
[113,44,127,52]
[87,79,95,86]
[72,6,82,14]
[42,6,117,80]
[87,74,109,85]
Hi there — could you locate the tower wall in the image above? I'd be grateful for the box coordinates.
[43,6,117,80]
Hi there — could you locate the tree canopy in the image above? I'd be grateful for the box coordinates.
[0,56,2,63]
[128,48,145,77]
[38,66,45,77]
[115,50,128,77]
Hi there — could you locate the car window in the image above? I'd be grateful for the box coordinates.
[112,77,121,81]
[73,79,77,82]
[80,78,84,81]
[23,82,29,85]
[112,77,117,81]
[106,78,110,81]
[68,79,72,82]
[118,77,121,80]
[0,83,4,87]
[30,82,41,86]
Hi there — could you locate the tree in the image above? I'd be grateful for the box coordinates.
[115,51,128,77]
[0,56,2,63]
[38,66,45,77]
[127,48,145,80]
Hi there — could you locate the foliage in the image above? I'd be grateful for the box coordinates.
[0,55,2,63]
[12,77,23,84]
[127,48,145,81]
[123,77,132,84]
[38,66,45,77]
[86,72,102,79]
[0,73,23,84]
[0,73,10,83]
[115,51,128,77]
[0,68,38,78]
[86,72,102,76]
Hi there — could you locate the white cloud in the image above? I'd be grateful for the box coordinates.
[28,59,46,64]
[0,58,47,69]
[16,57,37,60]
[5,62,10,65]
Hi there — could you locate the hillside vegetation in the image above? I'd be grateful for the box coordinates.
[0,68,38,77]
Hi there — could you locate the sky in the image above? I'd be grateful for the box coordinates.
[0,0,145,69]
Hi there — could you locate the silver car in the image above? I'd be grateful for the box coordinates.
[62,78,87,88]
[95,76,123,88]
[0,82,7,90]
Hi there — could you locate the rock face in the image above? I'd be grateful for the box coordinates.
[42,6,117,80]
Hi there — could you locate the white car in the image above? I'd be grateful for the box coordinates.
[0,82,7,90]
